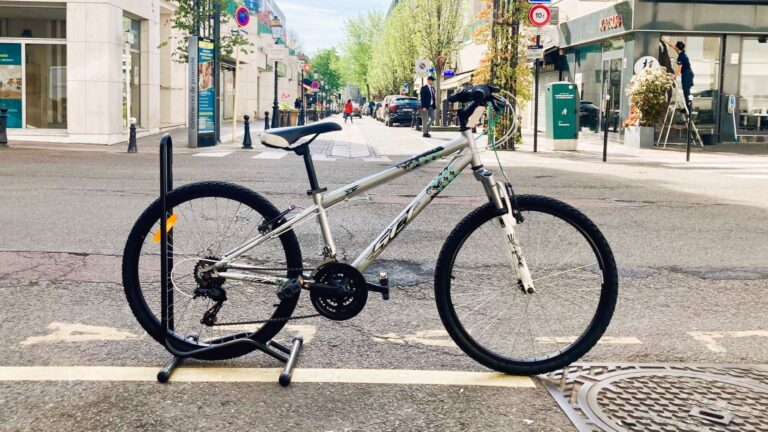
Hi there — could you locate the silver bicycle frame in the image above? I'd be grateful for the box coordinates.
[209,129,522,284]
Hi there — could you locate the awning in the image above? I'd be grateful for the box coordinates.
[441,70,474,90]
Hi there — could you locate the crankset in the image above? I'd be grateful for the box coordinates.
[308,262,368,321]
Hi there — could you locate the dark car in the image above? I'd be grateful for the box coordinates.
[373,103,383,120]
[579,101,600,132]
[384,97,419,127]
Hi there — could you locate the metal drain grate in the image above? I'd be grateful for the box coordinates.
[539,363,768,432]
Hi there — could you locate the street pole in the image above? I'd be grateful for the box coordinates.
[686,94,693,162]
[533,35,541,153]
[213,3,221,144]
[603,92,610,163]
[299,69,305,126]
[231,43,240,143]
[272,60,279,129]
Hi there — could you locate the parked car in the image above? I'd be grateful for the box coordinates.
[373,102,383,120]
[383,96,419,127]
[352,102,363,118]
[579,101,600,132]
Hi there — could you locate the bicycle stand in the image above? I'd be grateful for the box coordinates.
[155,134,304,386]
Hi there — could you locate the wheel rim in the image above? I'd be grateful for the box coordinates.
[132,192,297,347]
[446,204,612,365]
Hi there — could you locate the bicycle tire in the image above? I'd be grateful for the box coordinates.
[122,181,303,361]
[434,195,618,375]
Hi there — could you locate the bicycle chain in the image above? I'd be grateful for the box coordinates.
[210,266,322,326]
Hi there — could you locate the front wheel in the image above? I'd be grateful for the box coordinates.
[434,195,618,375]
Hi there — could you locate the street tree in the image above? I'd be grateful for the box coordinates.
[473,0,532,148]
[411,0,464,122]
[161,0,252,63]
[369,0,417,97]
[341,11,384,100]
[311,48,344,97]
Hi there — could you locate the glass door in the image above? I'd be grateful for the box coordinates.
[600,58,622,133]
[738,37,768,134]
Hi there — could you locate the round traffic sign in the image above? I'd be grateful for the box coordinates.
[235,7,250,27]
[529,5,551,27]
[311,81,320,90]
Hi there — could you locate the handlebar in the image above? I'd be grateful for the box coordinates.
[450,84,504,131]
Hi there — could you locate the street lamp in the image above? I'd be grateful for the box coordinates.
[270,16,283,128]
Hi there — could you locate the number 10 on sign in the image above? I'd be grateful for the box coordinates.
[529,5,551,27]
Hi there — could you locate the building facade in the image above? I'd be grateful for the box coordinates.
[0,0,302,145]
[555,0,768,143]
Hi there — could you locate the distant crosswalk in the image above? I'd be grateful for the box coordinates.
[660,161,768,180]
[193,149,392,163]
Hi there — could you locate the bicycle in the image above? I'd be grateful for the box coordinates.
[122,85,618,375]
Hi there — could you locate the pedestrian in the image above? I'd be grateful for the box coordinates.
[420,76,437,138]
[294,97,302,111]
[343,99,354,124]
[664,39,694,111]
[368,101,376,117]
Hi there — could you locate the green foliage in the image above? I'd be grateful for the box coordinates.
[311,48,343,95]
[411,0,464,120]
[162,0,253,64]
[341,11,384,99]
[625,68,674,127]
[473,0,532,148]
[369,1,417,97]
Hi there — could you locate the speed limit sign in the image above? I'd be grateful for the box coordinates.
[529,5,551,27]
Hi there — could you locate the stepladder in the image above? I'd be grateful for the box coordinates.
[658,80,704,149]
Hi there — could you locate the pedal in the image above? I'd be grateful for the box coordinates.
[276,276,303,300]
[259,206,296,235]
[365,272,390,300]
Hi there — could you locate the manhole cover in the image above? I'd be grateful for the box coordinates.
[540,364,768,432]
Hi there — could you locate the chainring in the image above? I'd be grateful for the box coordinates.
[309,262,368,321]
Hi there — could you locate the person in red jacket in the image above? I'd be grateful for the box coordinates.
[343,99,354,124]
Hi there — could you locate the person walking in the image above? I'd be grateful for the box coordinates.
[419,76,437,138]
[664,39,695,111]
[343,99,354,124]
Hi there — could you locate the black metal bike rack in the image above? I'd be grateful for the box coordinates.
[156,134,304,386]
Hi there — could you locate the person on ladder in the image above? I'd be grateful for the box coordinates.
[664,39,695,112]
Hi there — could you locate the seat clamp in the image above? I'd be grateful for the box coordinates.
[307,188,328,196]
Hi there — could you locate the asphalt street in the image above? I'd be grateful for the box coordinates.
[1,116,767,431]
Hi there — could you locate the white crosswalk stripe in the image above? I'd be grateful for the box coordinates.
[251,151,287,160]
[193,151,234,158]
[661,161,768,180]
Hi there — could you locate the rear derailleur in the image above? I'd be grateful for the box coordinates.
[193,258,228,327]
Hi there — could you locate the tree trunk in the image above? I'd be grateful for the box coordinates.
[435,71,442,126]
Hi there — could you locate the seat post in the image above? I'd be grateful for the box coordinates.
[296,146,324,194]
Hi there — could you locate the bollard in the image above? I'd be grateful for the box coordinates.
[603,93,610,163]
[686,95,693,162]
[264,111,270,130]
[127,117,138,153]
[242,115,253,150]
[0,106,8,146]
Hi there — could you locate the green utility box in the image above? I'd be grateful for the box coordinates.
[545,82,579,150]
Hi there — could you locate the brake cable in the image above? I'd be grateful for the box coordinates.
[482,101,524,223]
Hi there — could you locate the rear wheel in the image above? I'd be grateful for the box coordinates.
[435,195,618,375]
[122,181,303,360]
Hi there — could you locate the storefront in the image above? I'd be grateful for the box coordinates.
[559,0,768,143]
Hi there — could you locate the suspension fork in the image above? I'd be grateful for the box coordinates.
[474,168,536,294]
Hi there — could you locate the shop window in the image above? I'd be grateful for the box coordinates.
[123,17,141,127]
[25,44,67,129]
[0,6,66,39]
[662,35,721,131]
[738,38,768,133]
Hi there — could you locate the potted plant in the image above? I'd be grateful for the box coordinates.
[624,68,674,148]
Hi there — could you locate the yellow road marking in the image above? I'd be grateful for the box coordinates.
[0,367,535,388]
[536,336,642,345]
[21,322,141,346]
[688,331,768,353]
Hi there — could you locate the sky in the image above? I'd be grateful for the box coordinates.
[278,0,391,55]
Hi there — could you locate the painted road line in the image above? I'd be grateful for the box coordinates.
[728,174,768,180]
[363,157,392,163]
[312,155,336,162]
[536,336,642,345]
[0,367,535,388]
[373,330,457,348]
[21,322,140,346]
[193,151,235,158]
[688,330,768,353]
[252,151,287,160]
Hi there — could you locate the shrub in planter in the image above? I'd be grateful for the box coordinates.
[625,68,674,127]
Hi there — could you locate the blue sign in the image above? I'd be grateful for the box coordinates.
[245,0,259,11]
[443,70,455,77]
[198,40,215,135]
[0,43,22,128]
